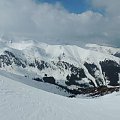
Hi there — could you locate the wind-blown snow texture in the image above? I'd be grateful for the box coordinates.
[0,37,120,96]
[0,72,120,120]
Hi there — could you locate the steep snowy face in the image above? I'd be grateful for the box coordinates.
[0,39,120,96]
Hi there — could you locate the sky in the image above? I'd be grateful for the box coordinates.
[37,0,91,13]
[0,0,120,47]
[37,0,104,14]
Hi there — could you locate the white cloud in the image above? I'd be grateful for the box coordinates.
[0,0,120,47]
[92,0,120,16]
[91,0,120,46]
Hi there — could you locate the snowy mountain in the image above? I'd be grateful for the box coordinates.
[0,38,120,97]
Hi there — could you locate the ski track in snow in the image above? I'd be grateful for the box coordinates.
[0,73,120,120]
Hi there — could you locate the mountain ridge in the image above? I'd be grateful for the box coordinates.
[0,38,120,97]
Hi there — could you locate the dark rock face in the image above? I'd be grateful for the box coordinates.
[114,52,120,58]
[43,77,55,84]
[84,62,99,78]
[33,78,43,82]
[55,61,86,78]
[84,62,104,86]
[0,51,26,68]
[0,54,11,67]
[55,61,91,88]
[100,60,120,86]
[65,70,89,88]
[4,51,26,68]
[29,63,35,67]
[35,60,50,70]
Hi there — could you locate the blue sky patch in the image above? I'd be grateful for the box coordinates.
[36,0,104,14]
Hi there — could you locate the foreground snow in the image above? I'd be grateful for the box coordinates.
[0,73,120,120]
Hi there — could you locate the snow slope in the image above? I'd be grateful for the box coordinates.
[0,72,120,120]
[86,44,120,58]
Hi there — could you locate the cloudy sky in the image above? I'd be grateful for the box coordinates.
[0,0,120,47]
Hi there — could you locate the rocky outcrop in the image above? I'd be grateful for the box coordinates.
[0,51,26,68]
[100,60,120,86]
